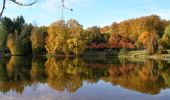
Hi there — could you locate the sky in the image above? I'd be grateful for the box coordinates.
[1,0,170,28]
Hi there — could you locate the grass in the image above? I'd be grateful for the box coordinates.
[119,49,170,61]
[118,50,149,59]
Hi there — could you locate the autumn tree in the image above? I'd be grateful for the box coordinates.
[161,24,170,48]
[6,33,16,54]
[109,15,169,49]
[30,27,46,55]
[67,19,86,55]
[45,20,67,55]
[108,32,135,49]
[138,30,160,54]
[45,19,86,56]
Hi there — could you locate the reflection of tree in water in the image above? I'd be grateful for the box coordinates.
[0,57,9,82]
[108,60,166,94]
[161,62,170,87]
[45,58,87,92]
[0,56,46,94]
[30,57,47,82]
[139,60,162,82]
[6,56,32,81]
[0,56,32,94]
[45,58,109,92]
[1,57,170,95]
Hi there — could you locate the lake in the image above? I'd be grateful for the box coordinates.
[0,56,170,100]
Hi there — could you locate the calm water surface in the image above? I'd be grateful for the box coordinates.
[0,56,170,100]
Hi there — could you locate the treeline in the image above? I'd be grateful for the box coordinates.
[0,16,47,55]
[0,15,170,55]
[106,15,170,54]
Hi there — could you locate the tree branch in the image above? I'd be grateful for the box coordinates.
[0,0,37,19]
[0,0,6,19]
[10,0,37,6]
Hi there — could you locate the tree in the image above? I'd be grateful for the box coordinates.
[108,32,135,49]
[139,30,160,54]
[45,20,67,55]
[0,24,8,52]
[164,24,170,37]
[161,24,170,48]
[6,23,33,55]
[13,16,25,34]
[13,24,33,55]
[6,33,16,54]
[85,26,107,44]
[45,19,86,55]
[0,16,26,53]
[1,17,14,33]
[30,27,46,55]
[67,19,86,55]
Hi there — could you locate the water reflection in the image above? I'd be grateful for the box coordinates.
[0,56,170,95]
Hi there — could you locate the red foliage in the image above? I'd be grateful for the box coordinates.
[108,32,135,49]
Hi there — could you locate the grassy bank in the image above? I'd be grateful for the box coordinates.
[81,49,170,61]
[118,50,170,61]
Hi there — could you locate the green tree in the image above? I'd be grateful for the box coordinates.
[0,24,8,52]
[165,24,170,36]
[13,16,25,34]
[1,17,14,33]
[13,24,33,55]
[86,26,106,43]
[161,24,170,48]
[6,24,33,55]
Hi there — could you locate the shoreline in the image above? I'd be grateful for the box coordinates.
[1,50,170,61]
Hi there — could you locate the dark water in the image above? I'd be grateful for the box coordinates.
[0,56,170,100]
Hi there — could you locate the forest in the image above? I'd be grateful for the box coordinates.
[0,15,170,56]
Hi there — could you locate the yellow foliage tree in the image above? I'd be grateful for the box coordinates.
[138,30,160,54]
[45,20,67,54]
[138,31,151,47]
[6,33,16,54]
[67,19,86,55]
[30,27,45,54]
[45,19,86,55]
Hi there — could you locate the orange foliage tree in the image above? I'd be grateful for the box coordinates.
[108,32,135,49]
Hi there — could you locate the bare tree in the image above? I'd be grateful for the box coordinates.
[0,0,37,19]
